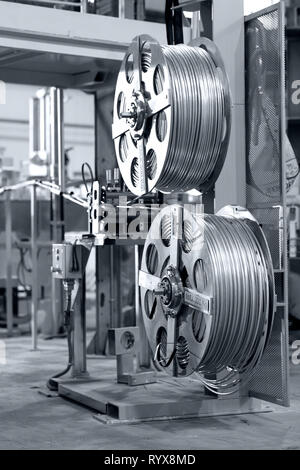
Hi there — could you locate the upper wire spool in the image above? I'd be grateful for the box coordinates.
[138,205,275,395]
[112,35,231,197]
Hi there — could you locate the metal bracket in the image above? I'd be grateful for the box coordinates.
[108,327,156,386]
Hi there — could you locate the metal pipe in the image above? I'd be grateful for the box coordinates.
[18,0,82,7]
[5,191,13,337]
[50,88,65,192]
[135,244,150,368]
[30,184,38,350]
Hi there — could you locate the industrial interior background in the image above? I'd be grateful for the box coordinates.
[0,0,300,451]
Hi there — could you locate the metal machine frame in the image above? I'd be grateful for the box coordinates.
[51,1,290,422]
[0,0,290,421]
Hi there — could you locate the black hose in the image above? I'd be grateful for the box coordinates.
[47,323,73,392]
[81,162,94,196]
[47,287,73,391]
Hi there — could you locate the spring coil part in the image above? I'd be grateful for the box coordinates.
[176,337,190,370]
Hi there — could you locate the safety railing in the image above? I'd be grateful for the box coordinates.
[0,179,88,348]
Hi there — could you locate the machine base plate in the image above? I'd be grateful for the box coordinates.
[57,374,272,423]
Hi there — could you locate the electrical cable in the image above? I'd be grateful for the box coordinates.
[81,162,94,196]
[46,328,73,392]
[47,282,74,392]
[71,240,80,273]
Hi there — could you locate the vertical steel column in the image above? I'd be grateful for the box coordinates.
[95,246,111,354]
[213,0,246,210]
[110,245,122,328]
[119,0,135,19]
[72,247,90,378]
[81,0,87,14]
[72,279,88,377]
[135,244,150,368]
[280,0,290,404]
[50,88,65,192]
[5,191,13,337]
[50,88,65,334]
[94,81,118,354]
[30,184,38,350]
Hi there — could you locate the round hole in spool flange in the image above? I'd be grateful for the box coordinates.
[145,290,157,319]
[192,311,206,344]
[153,64,165,95]
[125,53,134,84]
[117,92,125,119]
[119,134,128,162]
[160,256,170,277]
[176,336,190,370]
[194,259,207,291]
[156,111,167,142]
[141,41,152,73]
[146,149,157,180]
[146,243,158,274]
[130,134,137,147]
[131,157,139,187]
[160,216,171,247]
[182,221,193,254]
[156,326,167,359]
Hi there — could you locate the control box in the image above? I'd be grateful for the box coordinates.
[51,243,82,279]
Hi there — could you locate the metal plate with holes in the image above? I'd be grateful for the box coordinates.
[112,35,172,196]
[139,205,213,377]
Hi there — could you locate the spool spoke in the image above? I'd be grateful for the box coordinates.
[183,288,212,316]
[166,316,177,364]
[147,94,171,117]
[112,120,130,140]
[132,37,142,91]
[169,206,182,267]
[126,133,139,157]
[137,138,148,194]
[139,270,161,291]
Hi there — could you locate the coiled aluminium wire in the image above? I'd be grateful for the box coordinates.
[157,45,227,192]
[113,36,231,196]
[195,214,271,394]
[140,206,275,395]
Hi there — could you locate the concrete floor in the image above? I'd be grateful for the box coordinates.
[0,333,300,450]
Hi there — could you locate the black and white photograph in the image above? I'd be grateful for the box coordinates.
[0,0,299,454]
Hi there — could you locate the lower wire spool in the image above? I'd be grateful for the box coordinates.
[138,205,275,395]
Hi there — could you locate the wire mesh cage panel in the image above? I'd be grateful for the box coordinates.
[246,7,282,207]
[245,3,289,406]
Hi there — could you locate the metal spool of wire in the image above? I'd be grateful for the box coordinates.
[112,35,231,197]
[138,205,275,395]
